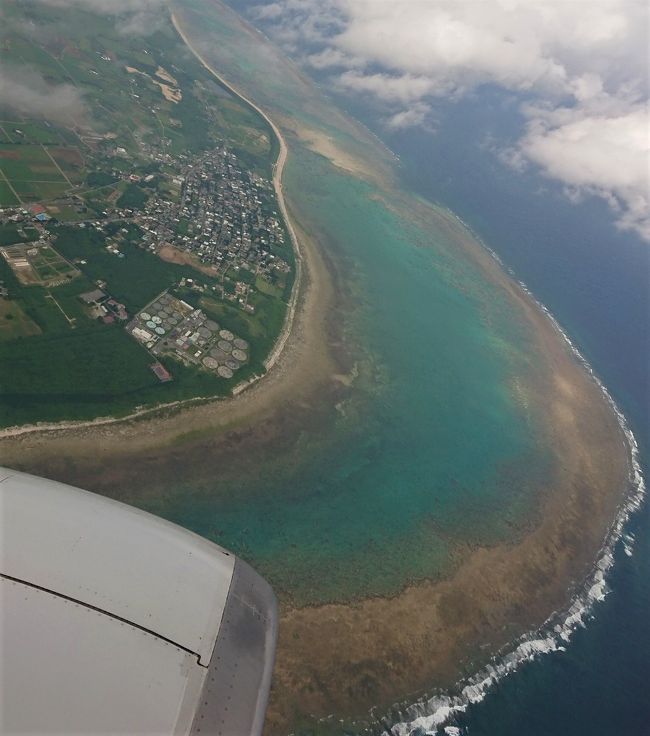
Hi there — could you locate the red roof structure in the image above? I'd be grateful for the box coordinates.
[150,362,172,382]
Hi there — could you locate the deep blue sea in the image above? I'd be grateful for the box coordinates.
[375,90,650,735]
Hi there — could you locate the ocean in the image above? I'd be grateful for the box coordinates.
[369,87,650,735]
[215,0,649,728]
[153,3,650,732]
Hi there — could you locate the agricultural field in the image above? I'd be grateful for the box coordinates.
[0,180,20,206]
[0,143,82,205]
[0,223,39,245]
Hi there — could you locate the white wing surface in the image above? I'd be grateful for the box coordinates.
[0,467,277,736]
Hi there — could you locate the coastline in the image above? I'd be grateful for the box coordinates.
[2,181,637,733]
[0,12,306,442]
[387,265,646,736]
[0,5,640,735]
[171,13,304,377]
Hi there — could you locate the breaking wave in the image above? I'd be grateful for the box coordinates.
[385,213,646,736]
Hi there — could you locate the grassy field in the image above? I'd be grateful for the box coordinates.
[255,275,284,298]
[116,182,148,209]
[0,144,66,179]
[0,142,80,204]
[49,147,85,183]
[0,179,20,206]
[0,120,66,145]
[0,224,40,246]
[0,298,41,340]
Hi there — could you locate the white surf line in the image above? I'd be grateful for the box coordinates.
[172,15,647,734]
[170,12,303,374]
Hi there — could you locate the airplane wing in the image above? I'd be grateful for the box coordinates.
[0,466,277,735]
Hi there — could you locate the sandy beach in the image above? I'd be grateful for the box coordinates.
[0,8,636,735]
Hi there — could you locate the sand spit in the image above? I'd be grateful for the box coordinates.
[292,125,373,179]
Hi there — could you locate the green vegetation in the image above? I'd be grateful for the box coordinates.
[86,171,117,187]
[0,0,275,211]
[0,224,39,245]
[0,144,66,182]
[116,182,148,209]
[0,180,20,206]
[53,224,204,312]
[0,299,41,340]
[0,0,292,427]
[0,318,250,426]
[0,327,160,426]
[0,120,64,145]
[255,275,283,298]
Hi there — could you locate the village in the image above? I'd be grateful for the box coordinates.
[136,145,291,285]
[0,0,298,426]
[0,136,290,385]
[0,141,292,311]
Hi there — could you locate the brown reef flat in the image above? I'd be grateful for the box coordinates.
[264,205,631,732]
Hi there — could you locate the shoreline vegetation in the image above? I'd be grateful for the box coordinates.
[0,4,638,735]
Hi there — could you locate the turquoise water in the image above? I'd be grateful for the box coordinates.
[152,150,548,602]
[144,16,550,602]
[377,85,650,736]
[164,3,649,733]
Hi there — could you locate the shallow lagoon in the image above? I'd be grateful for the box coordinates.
[151,1,553,608]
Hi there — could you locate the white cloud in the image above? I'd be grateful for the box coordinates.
[0,63,88,125]
[521,103,650,240]
[28,0,167,35]
[248,0,650,240]
[307,47,362,70]
[386,103,434,131]
[336,71,443,103]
